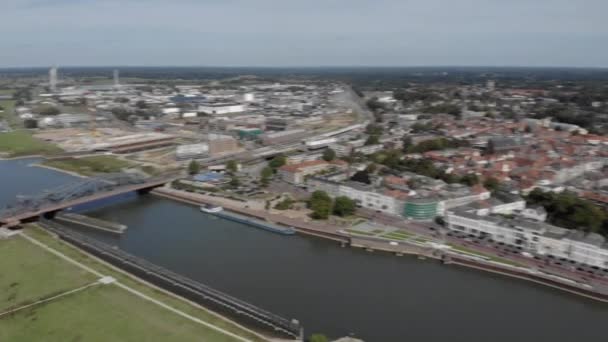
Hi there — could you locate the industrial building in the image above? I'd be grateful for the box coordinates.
[261,129,307,145]
[176,143,209,160]
[278,160,347,184]
[198,102,246,115]
[207,134,240,156]
[89,133,175,154]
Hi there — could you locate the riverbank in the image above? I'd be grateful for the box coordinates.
[153,188,348,242]
[154,187,608,305]
[32,162,88,178]
[0,225,269,342]
[0,131,63,158]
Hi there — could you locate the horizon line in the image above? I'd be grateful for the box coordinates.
[1,64,608,70]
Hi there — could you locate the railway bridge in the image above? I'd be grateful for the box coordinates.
[0,173,177,228]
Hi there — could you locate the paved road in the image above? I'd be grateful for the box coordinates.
[357,209,608,294]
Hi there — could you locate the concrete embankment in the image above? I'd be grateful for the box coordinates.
[447,257,608,303]
[56,213,127,234]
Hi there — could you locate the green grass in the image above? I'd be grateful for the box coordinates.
[0,235,96,312]
[449,244,524,267]
[42,155,133,176]
[0,130,63,157]
[18,226,266,342]
[0,99,18,127]
[380,231,413,241]
[0,283,244,342]
[344,228,376,236]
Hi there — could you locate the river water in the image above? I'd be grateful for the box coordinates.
[2,158,608,342]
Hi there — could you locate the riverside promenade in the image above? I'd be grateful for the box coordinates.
[152,188,348,242]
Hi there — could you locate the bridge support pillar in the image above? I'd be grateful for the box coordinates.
[137,187,153,195]
[42,210,60,220]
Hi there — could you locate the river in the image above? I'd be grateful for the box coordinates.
[2,158,608,342]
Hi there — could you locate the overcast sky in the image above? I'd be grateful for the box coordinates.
[2,0,607,67]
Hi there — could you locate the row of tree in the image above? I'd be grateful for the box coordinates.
[402,137,469,154]
[308,191,356,219]
[526,189,608,235]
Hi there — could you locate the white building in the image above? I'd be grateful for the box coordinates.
[198,103,246,115]
[176,143,209,160]
[308,178,404,216]
[446,210,608,269]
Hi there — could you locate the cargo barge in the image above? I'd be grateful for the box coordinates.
[208,210,296,236]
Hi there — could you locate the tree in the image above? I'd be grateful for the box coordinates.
[333,196,356,217]
[351,170,371,184]
[274,198,294,210]
[365,135,380,145]
[365,124,383,136]
[135,100,148,109]
[260,166,273,186]
[365,97,384,112]
[23,119,38,129]
[187,160,200,175]
[308,191,332,220]
[229,175,240,187]
[38,106,60,116]
[114,97,130,103]
[269,154,287,169]
[309,334,329,342]
[460,173,480,186]
[366,163,377,174]
[226,160,238,173]
[402,135,413,152]
[526,189,608,234]
[483,177,500,192]
[322,148,336,162]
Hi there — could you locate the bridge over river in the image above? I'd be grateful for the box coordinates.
[0,173,177,227]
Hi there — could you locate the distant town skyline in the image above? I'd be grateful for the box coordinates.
[2,0,607,68]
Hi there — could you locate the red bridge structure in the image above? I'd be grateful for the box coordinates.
[0,173,177,228]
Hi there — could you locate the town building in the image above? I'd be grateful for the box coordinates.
[279,160,346,184]
[198,102,246,115]
[207,134,239,155]
[445,210,608,269]
[176,143,209,160]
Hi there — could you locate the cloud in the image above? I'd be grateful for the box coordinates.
[1,0,607,67]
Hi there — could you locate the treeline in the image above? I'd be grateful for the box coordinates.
[308,191,356,219]
[403,137,469,154]
[526,189,608,235]
[534,104,607,134]
[369,150,485,188]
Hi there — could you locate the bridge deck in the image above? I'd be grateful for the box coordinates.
[0,177,175,225]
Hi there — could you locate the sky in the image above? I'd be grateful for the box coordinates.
[1,0,607,68]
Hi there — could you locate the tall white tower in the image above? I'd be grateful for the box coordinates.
[113,69,120,87]
[486,80,495,92]
[49,66,58,92]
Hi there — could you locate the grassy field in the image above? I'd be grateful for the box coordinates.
[42,155,133,176]
[0,227,266,342]
[380,231,412,241]
[344,228,376,236]
[0,130,63,157]
[449,244,524,267]
[0,235,96,312]
[0,99,18,127]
